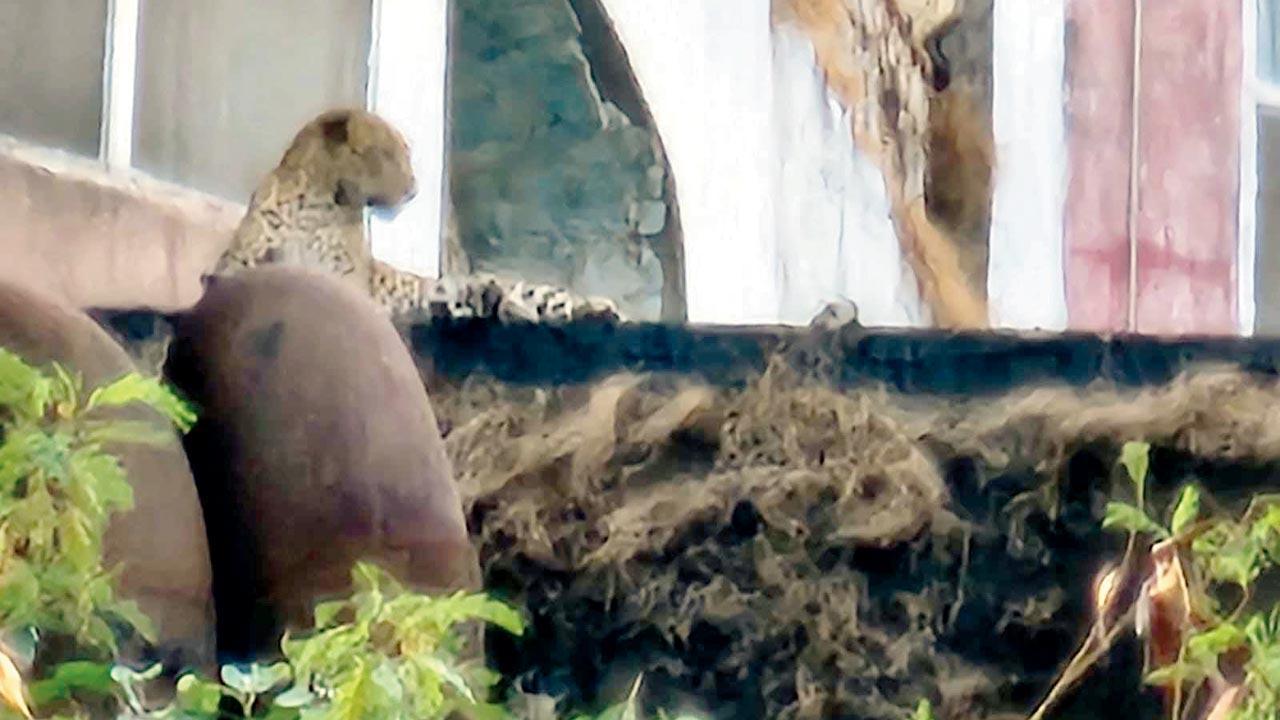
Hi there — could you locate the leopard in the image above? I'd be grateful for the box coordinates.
[211,107,624,325]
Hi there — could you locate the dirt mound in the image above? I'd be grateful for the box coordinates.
[432,360,1279,719]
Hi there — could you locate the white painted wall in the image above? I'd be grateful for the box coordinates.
[771,23,921,326]
[602,0,923,326]
[601,0,782,324]
[366,0,449,278]
[101,0,139,172]
[1238,0,1259,335]
[987,0,1069,330]
[364,0,1072,330]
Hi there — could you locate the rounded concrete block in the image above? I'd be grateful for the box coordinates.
[166,266,479,660]
[0,279,215,672]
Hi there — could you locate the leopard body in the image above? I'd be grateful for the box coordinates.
[213,108,623,325]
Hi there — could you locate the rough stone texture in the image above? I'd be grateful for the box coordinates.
[165,266,480,661]
[0,135,241,313]
[448,0,673,321]
[0,279,215,672]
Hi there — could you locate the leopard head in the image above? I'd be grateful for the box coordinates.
[278,108,417,213]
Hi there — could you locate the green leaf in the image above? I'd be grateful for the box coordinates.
[85,374,197,433]
[1102,502,1169,538]
[313,600,347,629]
[299,703,334,720]
[48,363,81,413]
[0,561,41,616]
[220,664,253,694]
[261,704,305,720]
[370,660,404,705]
[66,447,134,510]
[112,662,163,685]
[913,698,936,720]
[1209,546,1260,588]
[176,673,225,715]
[1186,623,1247,664]
[108,599,156,643]
[0,348,49,419]
[332,659,377,720]
[248,662,293,694]
[420,656,474,703]
[1249,643,1280,688]
[1144,660,1210,687]
[28,660,115,706]
[273,683,318,709]
[1171,485,1201,535]
[1120,441,1151,489]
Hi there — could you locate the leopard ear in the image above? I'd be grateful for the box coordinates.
[320,112,351,146]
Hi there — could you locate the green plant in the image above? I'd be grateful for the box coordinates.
[1102,441,1280,720]
[1101,441,1202,542]
[911,698,936,720]
[35,561,523,720]
[0,348,194,659]
[274,560,523,719]
[0,346,697,720]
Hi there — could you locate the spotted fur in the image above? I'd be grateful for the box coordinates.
[213,108,624,325]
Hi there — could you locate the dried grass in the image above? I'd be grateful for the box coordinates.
[434,359,1280,718]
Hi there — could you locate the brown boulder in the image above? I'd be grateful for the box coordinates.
[165,266,479,660]
[0,279,215,671]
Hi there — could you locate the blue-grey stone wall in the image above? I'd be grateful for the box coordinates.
[448,0,671,321]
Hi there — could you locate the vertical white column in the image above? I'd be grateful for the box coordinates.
[988,0,1070,330]
[366,0,450,277]
[101,0,140,172]
[601,0,780,324]
[770,23,920,327]
[1239,0,1259,335]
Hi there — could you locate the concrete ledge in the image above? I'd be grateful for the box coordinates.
[90,308,1280,396]
[0,134,242,312]
[406,321,1280,394]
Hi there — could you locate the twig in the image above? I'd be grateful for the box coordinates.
[1026,605,1137,720]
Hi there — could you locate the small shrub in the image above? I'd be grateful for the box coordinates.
[0,348,194,659]
[1103,441,1280,720]
[0,346,697,720]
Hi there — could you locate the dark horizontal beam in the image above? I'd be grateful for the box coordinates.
[409,320,1280,395]
[91,309,1280,396]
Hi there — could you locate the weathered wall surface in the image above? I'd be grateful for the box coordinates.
[603,0,929,326]
[0,135,240,313]
[1132,0,1241,335]
[134,0,372,202]
[1064,0,1242,334]
[1063,0,1134,332]
[448,0,671,322]
[770,23,921,327]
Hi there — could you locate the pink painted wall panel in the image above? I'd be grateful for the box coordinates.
[1064,0,1134,332]
[1064,0,1242,335]
[1133,0,1241,335]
